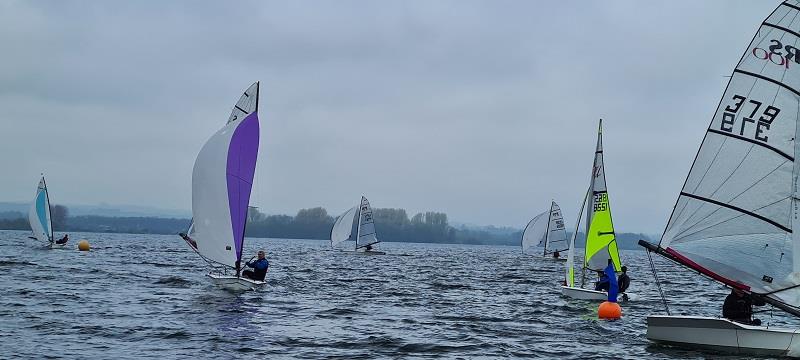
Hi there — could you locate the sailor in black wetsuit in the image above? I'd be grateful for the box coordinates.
[55,234,69,245]
[617,266,630,300]
[594,270,610,292]
[723,287,766,325]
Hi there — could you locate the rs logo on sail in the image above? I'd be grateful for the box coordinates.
[752,39,800,69]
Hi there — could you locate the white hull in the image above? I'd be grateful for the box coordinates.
[646,315,800,357]
[46,242,69,250]
[561,286,608,300]
[207,273,265,291]
[340,250,386,256]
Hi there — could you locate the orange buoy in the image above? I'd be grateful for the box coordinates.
[77,240,91,251]
[598,301,622,320]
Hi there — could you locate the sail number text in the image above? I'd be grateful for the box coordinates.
[721,94,780,143]
[593,193,608,212]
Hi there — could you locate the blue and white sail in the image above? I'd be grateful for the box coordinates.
[28,176,53,243]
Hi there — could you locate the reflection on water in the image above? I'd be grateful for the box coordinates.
[0,230,797,359]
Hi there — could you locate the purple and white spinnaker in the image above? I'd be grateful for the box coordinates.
[190,82,260,270]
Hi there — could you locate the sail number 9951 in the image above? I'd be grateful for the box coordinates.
[721,94,780,142]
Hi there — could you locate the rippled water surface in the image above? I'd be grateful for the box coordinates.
[1,230,799,359]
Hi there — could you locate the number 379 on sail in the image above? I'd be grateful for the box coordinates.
[719,94,781,143]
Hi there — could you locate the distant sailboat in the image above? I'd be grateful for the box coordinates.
[562,120,624,300]
[521,201,568,260]
[640,2,800,356]
[28,175,67,248]
[330,196,385,255]
[180,82,262,291]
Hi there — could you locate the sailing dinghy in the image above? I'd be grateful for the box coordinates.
[562,120,625,301]
[521,201,569,260]
[330,196,385,255]
[640,2,800,356]
[28,175,67,249]
[180,82,262,291]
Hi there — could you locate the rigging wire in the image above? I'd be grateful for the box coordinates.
[647,249,671,315]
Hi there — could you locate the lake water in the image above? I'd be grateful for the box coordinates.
[1,230,797,359]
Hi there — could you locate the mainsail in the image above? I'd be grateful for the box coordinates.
[355,196,379,249]
[584,120,621,272]
[331,206,357,248]
[28,176,53,243]
[547,202,569,253]
[190,82,260,269]
[650,2,800,314]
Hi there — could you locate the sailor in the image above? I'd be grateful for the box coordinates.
[55,234,68,245]
[723,287,765,325]
[243,250,269,281]
[552,250,560,259]
[594,270,610,292]
[365,244,373,252]
[617,266,631,298]
[178,232,197,249]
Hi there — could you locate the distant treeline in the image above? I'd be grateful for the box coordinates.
[0,205,651,247]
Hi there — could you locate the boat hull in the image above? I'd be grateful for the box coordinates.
[340,250,386,256]
[647,315,800,357]
[207,273,265,291]
[542,256,567,262]
[561,286,608,300]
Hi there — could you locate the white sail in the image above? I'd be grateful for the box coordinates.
[331,206,357,248]
[28,176,52,243]
[355,196,379,249]
[547,201,569,253]
[658,2,800,312]
[191,82,260,269]
[566,189,590,287]
[521,210,548,254]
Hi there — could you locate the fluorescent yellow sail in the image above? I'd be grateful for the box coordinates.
[584,192,621,271]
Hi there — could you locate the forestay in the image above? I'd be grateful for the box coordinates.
[585,120,621,272]
[659,1,800,313]
[331,206,357,248]
[356,196,379,249]
[28,176,53,243]
[190,82,260,269]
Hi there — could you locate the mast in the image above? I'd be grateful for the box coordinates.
[355,200,363,251]
[543,201,554,256]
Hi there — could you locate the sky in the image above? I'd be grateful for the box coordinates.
[0,0,782,233]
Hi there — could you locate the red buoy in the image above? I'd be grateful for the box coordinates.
[598,301,622,320]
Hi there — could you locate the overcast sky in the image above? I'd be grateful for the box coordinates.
[0,0,782,233]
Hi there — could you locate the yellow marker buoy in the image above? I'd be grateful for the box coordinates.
[78,239,91,251]
[598,301,622,320]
